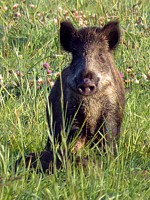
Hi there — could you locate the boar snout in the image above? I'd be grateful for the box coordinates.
[75,70,99,96]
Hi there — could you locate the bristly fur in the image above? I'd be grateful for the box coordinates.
[60,20,120,52]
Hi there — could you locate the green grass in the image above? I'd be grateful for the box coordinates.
[0,0,150,199]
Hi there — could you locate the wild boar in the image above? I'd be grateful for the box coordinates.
[16,20,125,173]
[46,20,126,156]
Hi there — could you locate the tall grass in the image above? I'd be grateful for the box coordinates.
[0,0,149,199]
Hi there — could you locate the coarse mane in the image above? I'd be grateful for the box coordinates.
[75,27,106,44]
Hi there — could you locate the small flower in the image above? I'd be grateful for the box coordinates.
[37,78,44,84]
[65,15,70,20]
[30,4,35,9]
[15,12,21,18]
[79,18,84,26]
[37,85,41,90]
[92,14,96,18]
[83,20,88,26]
[47,69,52,75]
[53,18,58,24]
[13,4,19,9]
[119,72,124,79]
[0,74,3,85]
[16,70,22,76]
[134,78,139,84]
[142,73,148,81]
[3,6,8,11]
[58,6,62,12]
[126,68,132,73]
[74,11,79,19]
[43,62,51,69]
[37,12,42,17]
[79,11,84,15]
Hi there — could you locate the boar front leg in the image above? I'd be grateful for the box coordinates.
[103,114,122,156]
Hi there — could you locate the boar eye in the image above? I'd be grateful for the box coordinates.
[99,53,105,63]
[72,49,78,57]
[82,52,86,57]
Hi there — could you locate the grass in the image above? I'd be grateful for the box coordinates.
[0,0,150,199]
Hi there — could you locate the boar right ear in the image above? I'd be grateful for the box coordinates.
[102,21,120,50]
[60,21,76,52]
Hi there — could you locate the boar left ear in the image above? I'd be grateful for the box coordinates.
[60,21,76,52]
[102,21,120,50]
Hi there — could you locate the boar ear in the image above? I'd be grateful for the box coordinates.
[60,21,76,52]
[102,21,120,50]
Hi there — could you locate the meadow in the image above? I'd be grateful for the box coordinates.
[0,0,150,199]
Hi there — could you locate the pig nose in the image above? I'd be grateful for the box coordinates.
[76,72,99,96]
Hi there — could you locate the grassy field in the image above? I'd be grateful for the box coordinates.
[0,0,150,199]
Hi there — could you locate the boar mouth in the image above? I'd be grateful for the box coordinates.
[68,82,98,96]
[77,84,98,96]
